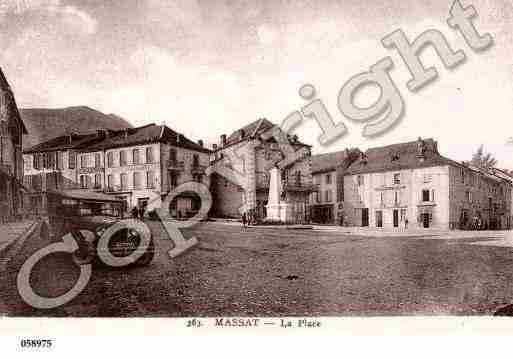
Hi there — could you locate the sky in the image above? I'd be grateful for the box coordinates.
[1,0,512,168]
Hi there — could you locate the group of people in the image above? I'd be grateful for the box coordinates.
[131,205,146,220]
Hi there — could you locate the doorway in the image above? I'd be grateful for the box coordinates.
[362,208,369,227]
[393,209,399,228]
[376,210,383,228]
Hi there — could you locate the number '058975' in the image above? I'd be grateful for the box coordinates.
[20,339,53,349]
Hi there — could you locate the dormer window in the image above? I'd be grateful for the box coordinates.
[391,153,400,161]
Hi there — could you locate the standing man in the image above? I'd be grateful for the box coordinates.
[242,212,247,229]
[404,217,409,230]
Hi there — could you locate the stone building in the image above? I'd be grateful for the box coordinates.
[343,138,512,230]
[0,68,28,221]
[23,124,211,217]
[210,118,314,222]
[309,149,360,224]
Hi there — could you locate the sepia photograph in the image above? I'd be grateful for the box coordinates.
[1,2,513,349]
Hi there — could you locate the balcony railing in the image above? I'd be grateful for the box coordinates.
[167,160,185,171]
[256,171,317,192]
[256,172,270,189]
[191,164,206,174]
[105,185,127,193]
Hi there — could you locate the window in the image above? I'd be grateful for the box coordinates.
[357,175,364,186]
[461,168,465,184]
[146,171,155,188]
[81,154,91,168]
[56,152,63,170]
[326,174,332,184]
[133,172,141,189]
[400,209,407,221]
[193,154,199,167]
[107,174,114,189]
[33,154,40,170]
[393,173,400,185]
[120,173,128,190]
[431,189,435,202]
[69,152,76,169]
[107,152,114,168]
[94,174,102,189]
[295,171,301,186]
[465,191,472,202]
[95,153,101,168]
[169,173,177,189]
[316,191,321,203]
[423,174,432,183]
[169,148,176,162]
[44,152,54,169]
[394,191,399,205]
[422,189,430,202]
[380,192,384,204]
[120,150,127,166]
[80,175,92,189]
[133,149,140,164]
[146,147,153,163]
[325,190,332,203]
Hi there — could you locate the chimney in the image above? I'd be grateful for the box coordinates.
[198,139,204,147]
[221,134,227,146]
[176,133,181,143]
[239,129,245,140]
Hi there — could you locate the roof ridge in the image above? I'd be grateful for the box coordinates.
[251,118,265,137]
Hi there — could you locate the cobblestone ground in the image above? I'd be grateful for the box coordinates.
[1,221,513,317]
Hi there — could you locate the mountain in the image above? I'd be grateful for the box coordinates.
[20,106,133,150]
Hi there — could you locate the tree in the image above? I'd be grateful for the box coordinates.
[471,145,497,169]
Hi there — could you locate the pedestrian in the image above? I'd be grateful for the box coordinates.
[404,217,409,229]
[242,212,247,229]
[131,206,138,219]
[138,205,145,221]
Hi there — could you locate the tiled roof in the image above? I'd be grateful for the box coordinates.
[24,124,211,154]
[226,118,275,146]
[223,118,310,149]
[23,133,103,154]
[345,138,463,175]
[311,150,348,174]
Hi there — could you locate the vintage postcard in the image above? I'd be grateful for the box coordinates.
[0,0,513,355]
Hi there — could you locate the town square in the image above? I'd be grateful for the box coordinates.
[0,0,513,323]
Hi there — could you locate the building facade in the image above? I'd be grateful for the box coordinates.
[210,118,314,223]
[23,124,211,217]
[343,138,512,230]
[0,68,28,221]
[309,150,360,224]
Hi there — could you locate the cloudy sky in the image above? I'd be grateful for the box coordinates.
[1,0,513,167]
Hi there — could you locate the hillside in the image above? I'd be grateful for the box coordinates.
[20,106,133,150]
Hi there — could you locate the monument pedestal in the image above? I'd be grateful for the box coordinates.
[265,166,295,223]
[265,203,293,223]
